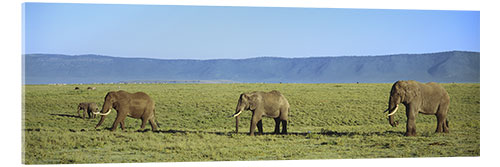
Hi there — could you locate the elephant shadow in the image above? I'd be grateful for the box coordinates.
[152,129,289,136]
[308,130,405,137]
[50,113,81,119]
[149,129,405,137]
[148,129,228,136]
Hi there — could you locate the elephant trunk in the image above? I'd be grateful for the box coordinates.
[230,109,243,133]
[235,115,239,133]
[95,115,107,129]
[231,94,250,132]
[95,102,108,128]
[388,114,399,127]
[385,94,400,127]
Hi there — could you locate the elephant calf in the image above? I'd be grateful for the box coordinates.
[230,90,290,136]
[77,102,98,119]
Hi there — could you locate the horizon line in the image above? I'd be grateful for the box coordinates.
[23,50,479,61]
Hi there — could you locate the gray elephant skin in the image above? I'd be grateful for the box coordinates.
[230,90,290,136]
[384,80,450,136]
[94,90,159,132]
[77,102,98,119]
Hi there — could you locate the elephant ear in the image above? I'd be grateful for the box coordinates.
[400,81,420,102]
[247,94,258,110]
[106,92,120,106]
[105,91,115,99]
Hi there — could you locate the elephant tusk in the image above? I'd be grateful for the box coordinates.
[387,105,399,116]
[230,110,243,118]
[96,109,112,116]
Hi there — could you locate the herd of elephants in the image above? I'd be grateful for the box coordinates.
[76,80,450,137]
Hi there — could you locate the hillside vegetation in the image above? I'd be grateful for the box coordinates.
[24,51,479,84]
[23,83,479,164]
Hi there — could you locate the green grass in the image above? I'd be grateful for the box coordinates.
[22,83,479,164]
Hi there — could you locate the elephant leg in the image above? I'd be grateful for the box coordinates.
[120,121,125,131]
[149,118,158,132]
[445,119,449,132]
[281,120,288,134]
[140,117,148,131]
[139,117,149,131]
[77,110,82,118]
[437,103,450,133]
[81,110,86,119]
[249,114,262,136]
[274,118,281,134]
[111,111,127,131]
[83,107,90,119]
[257,120,263,134]
[249,117,256,136]
[405,106,417,136]
[111,118,120,131]
[279,107,289,134]
[142,106,157,131]
[436,112,449,133]
[87,111,92,119]
[435,114,443,133]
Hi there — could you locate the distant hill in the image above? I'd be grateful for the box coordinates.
[23,51,479,84]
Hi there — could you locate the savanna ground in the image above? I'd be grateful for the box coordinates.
[22,83,479,164]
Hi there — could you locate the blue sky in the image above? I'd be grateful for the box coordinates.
[23,3,479,59]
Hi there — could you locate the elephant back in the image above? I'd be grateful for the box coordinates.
[130,91,152,100]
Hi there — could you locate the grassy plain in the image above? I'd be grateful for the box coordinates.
[23,83,479,164]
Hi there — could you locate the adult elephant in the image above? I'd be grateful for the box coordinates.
[93,90,159,132]
[77,102,98,119]
[384,80,450,136]
[229,90,289,136]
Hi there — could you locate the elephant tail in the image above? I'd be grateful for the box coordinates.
[446,118,449,128]
[156,118,161,128]
[154,108,161,128]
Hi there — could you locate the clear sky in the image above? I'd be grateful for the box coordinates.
[23,3,479,59]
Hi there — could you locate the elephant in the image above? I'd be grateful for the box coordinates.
[93,90,159,132]
[229,90,289,136]
[77,102,98,119]
[384,80,450,136]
